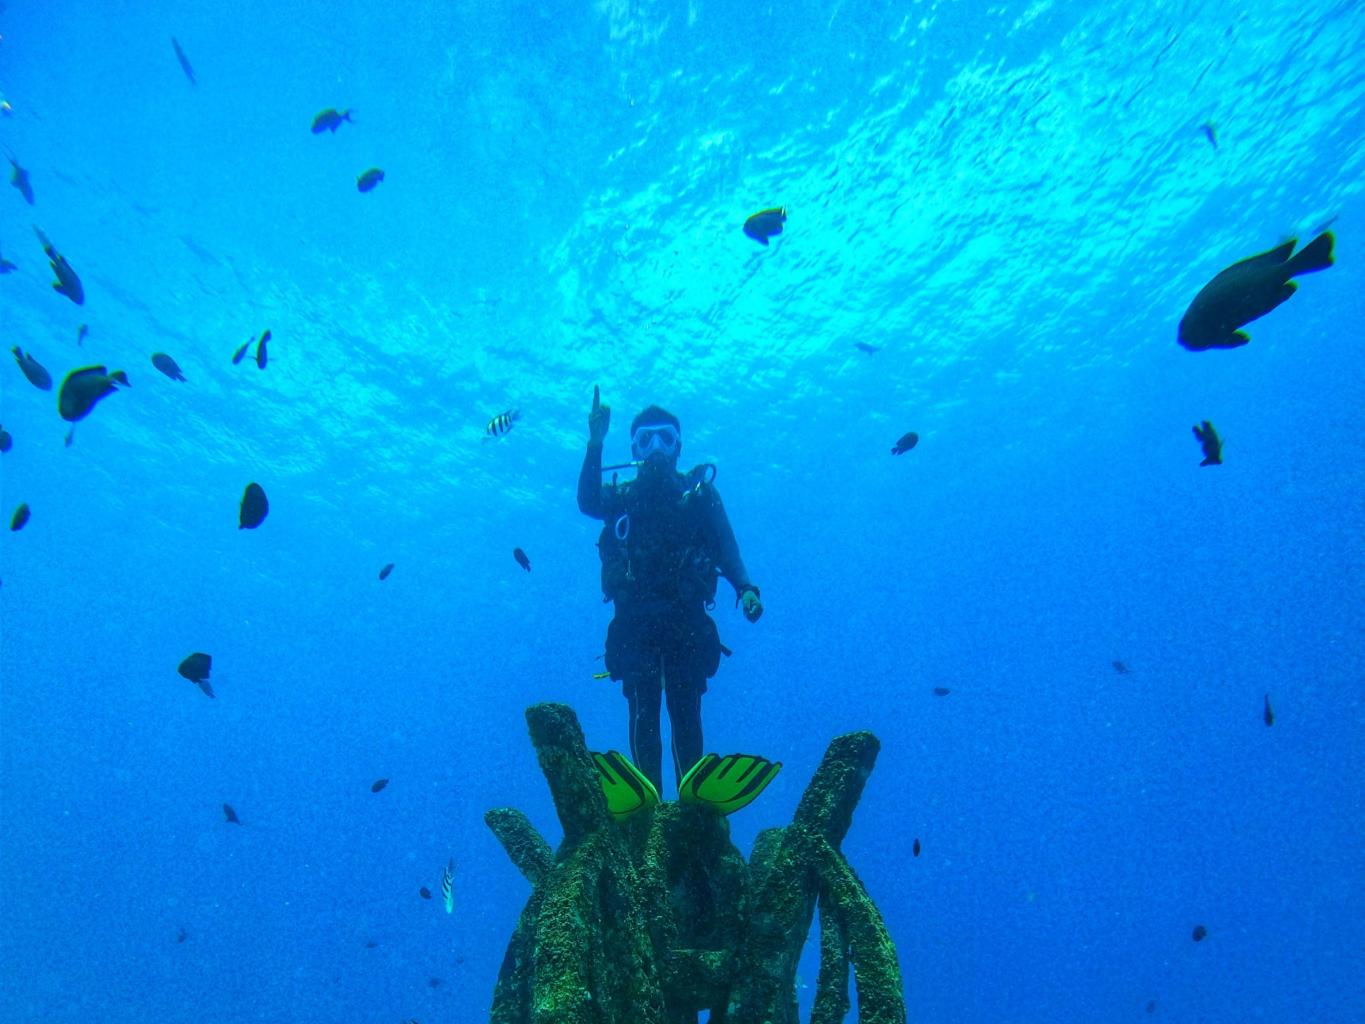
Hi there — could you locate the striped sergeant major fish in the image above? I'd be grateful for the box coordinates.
[484,409,520,439]
[441,858,454,914]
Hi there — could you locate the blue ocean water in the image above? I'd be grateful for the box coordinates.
[2,0,1362,1020]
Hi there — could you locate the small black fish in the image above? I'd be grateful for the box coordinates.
[1146,1000,1156,1014]
[853,341,880,355]
[59,366,127,422]
[743,206,786,245]
[1201,121,1217,148]
[34,227,84,305]
[311,108,352,133]
[513,548,531,572]
[932,686,950,697]
[1112,660,1132,675]
[12,346,53,390]
[1192,420,1222,466]
[379,562,394,580]
[10,503,30,531]
[891,432,918,455]
[356,167,385,192]
[912,838,921,857]
[177,652,214,698]
[255,329,270,369]
[1178,232,1333,350]
[428,978,442,988]
[419,886,432,900]
[1191,924,1208,942]
[223,803,240,824]
[1263,694,1274,727]
[231,338,251,364]
[64,428,74,448]
[239,483,268,529]
[171,37,196,85]
[0,426,11,452]
[151,352,187,381]
[0,242,16,273]
[485,409,520,438]
[9,158,33,204]
[176,927,188,943]
[364,940,378,949]
[370,778,389,793]
[76,323,88,346]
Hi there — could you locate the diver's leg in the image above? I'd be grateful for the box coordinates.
[625,659,664,796]
[664,665,705,789]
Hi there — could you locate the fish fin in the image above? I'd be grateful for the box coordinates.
[1286,231,1334,276]
[1233,240,1296,268]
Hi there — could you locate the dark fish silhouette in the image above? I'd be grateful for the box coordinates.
[365,940,378,949]
[370,778,389,793]
[76,323,88,345]
[1112,660,1132,675]
[419,886,432,900]
[312,108,352,133]
[151,352,187,381]
[912,838,921,857]
[255,329,270,369]
[1178,232,1333,350]
[223,803,240,824]
[12,347,52,390]
[177,652,214,698]
[891,432,918,455]
[231,338,250,364]
[513,548,531,572]
[34,227,84,305]
[10,503,30,531]
[485,409,520,438]
[378,562,394,580]
[1201,121,1218,148]
[9,157,33,204]
[428,978,442,988]
[1191,924,1207,942]
[743,206,786,245]
[176,927,188,943]
[0,426,11,452]
[932,687,950,697]
[64,428,74,448]
[1192,420,1222,466]
[853,341,880,355]
[239,483,268,529]
[59,366,127,422]
[1146,1000,1156,1014]
[1263,694,1274,727]
[0,241,16,273]
[171,37,196,85]
[356,167,385,192]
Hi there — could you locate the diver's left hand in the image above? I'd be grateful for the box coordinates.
[741,588,763,623]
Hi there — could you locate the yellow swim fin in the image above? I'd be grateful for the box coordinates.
[678,752,782,815]
[592,750,660,819]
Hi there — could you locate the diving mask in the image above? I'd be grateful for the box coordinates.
[631,423,681,460]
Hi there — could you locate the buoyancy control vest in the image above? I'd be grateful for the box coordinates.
[598,469,721,609]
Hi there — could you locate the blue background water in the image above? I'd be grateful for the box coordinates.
[2,0,1362,1020]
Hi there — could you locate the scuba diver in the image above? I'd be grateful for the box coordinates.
[579,386,774,813]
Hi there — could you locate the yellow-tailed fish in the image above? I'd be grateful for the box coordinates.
[441,858,454,914]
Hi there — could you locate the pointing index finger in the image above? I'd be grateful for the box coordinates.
[592,385,600,411]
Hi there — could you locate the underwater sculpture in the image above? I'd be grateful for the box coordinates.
[485,703,905,1023]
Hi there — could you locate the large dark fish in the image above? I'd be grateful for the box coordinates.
[0,426,11,452]
[12,347,52,390]
[378,562,394,580]
[311,108,352,133]
[1263,694,1274,727]
[356,167,385,192]
[231,338,251,364]
[370,778,389,793]
[891,431,918,455]
[34,227,84,305]
[1192,420,1222,466]
[177,652,214,698]
[255,329,270,369]
[239,482,268,529]
[1178,232,1334,350]
[9,158,33,204]
[513,548,531,572]
[10,503,30,531]
[223,803,240,824]
[59,366,127,422]
[171,37,196,85]
[743,206,786,245]
[151,352,187,381]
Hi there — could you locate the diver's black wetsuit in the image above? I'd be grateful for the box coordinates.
[578,440,755,795]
